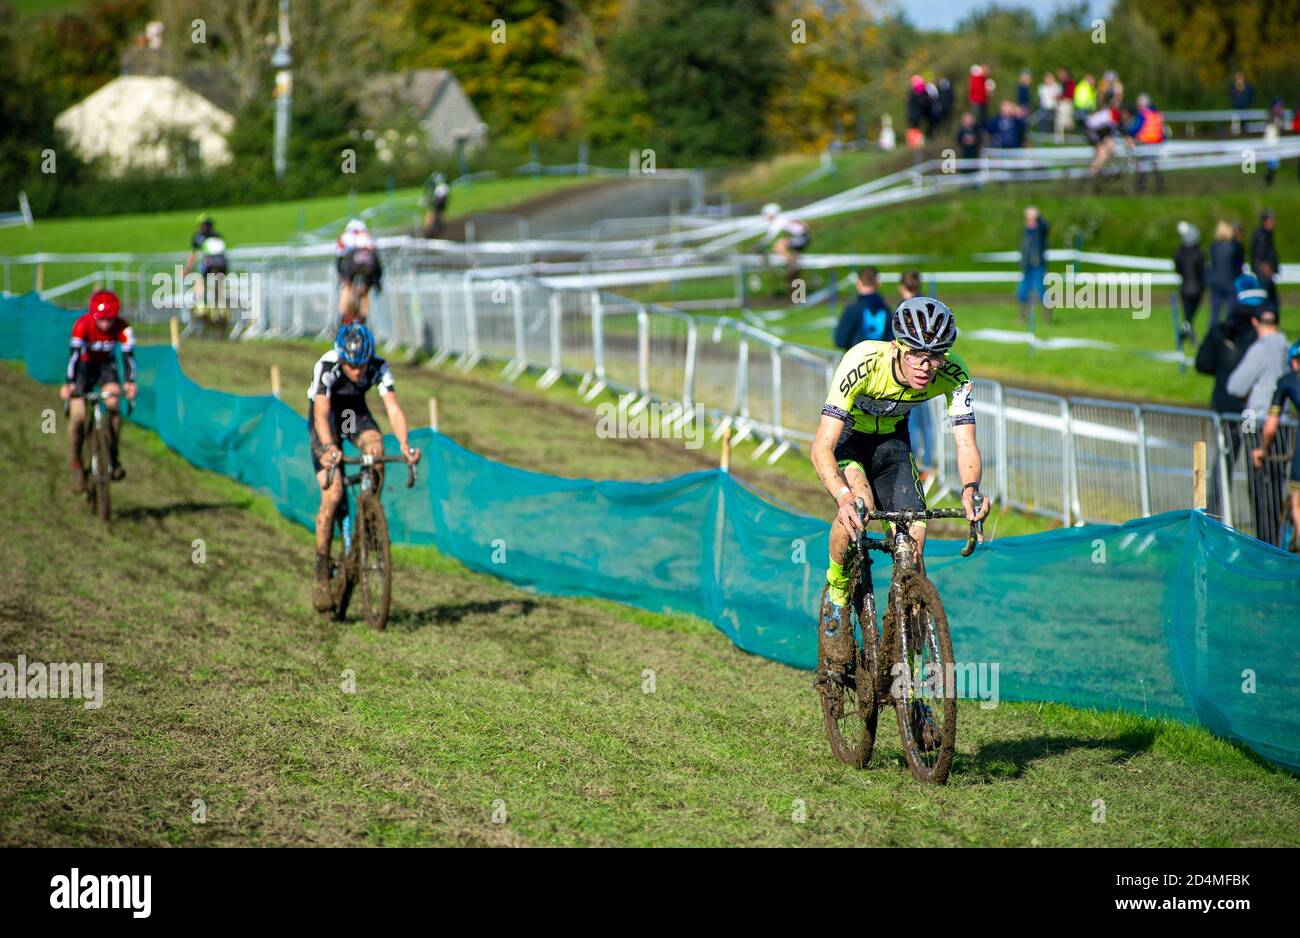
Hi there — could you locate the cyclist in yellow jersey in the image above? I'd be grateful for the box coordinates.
[810,297,991,629]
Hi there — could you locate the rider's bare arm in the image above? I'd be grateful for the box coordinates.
[312,394,338,461]
[811,413,863,534]
[952,421,990,522]
[380,391,419,462]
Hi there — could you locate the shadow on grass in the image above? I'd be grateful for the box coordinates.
[960,727,1157,781]
[116,500,251,521]
[387,598,539,632]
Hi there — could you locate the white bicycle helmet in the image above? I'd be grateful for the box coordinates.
[893,296,957,352]
[761,202,781,219]
[345,218,368,234]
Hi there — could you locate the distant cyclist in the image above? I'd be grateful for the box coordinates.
[308,323,419,610]
[1085,94,1121,181]
[759,202,811,294]
[1251,340,1300,551]
[59,290,137,493]
[811,297,989,632]
[185,213,230,331]
[336,219,382,324]
[421,172,450,238]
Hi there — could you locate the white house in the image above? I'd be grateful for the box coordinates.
[55,75,235,175]
[359,69,487,154]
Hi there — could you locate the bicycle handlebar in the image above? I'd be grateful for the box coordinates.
[324,452,417,491]
[853,494,985,558]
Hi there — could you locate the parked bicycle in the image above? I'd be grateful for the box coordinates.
[64,390,123,523]
[815,496,983,785]
[320,452,415,629]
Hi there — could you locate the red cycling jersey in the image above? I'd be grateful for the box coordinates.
[67,312,136,382]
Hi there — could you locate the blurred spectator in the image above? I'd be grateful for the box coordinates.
[1262,99,1285,185]
[833,267,893,349]
[1229,70,1255,110]
[956,112,980,168]
[1207,220,1245,327]
[1098,70,1123,107]
[1228,304,1290,545]
[1017,68,1033,113]
[986,100,1026,148]
[1018,206,1050,325]
[1195,290,1257,517]
[1251,209,1279,276]
[878,114,896,151]
[907,75,929,149]
[1037,73,1060,133]
[1054,70,1074,142]
[935,77,955,130]
[1057,68,1076,101]
[1228,305,1289,424]
[1073,73,1096,119]
[968,64,991,128]
[1129,93,1167,191]
[1195,291,1257,414]
[1175,221,1206,342]
[1256,260,1281,314]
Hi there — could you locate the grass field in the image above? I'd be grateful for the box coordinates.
[0,175,593,294]
[2,339,1297,847]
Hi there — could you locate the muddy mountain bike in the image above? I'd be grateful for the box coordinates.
[815,496,983,785]
[320,452,415,629]
[65,390,123,523]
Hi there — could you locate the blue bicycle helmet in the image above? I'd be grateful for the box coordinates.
[1289,338,1300,361]
[335,323,375,365]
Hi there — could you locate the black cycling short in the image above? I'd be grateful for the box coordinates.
[307,407,381,474]
[1086,125,1113,146]
[71,360,120,398]
[337,251,380,288]
[788,232,811,251]
[833,423,925,518]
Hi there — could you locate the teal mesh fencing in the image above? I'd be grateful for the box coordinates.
[4,293,1299,771]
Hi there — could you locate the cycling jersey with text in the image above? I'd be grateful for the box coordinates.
[822,340,974,435]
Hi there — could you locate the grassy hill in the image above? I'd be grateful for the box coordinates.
[2,342,1297,846]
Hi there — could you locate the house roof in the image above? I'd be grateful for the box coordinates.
[359,69,460,126]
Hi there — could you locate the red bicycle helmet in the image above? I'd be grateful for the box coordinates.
[89,290,121,320]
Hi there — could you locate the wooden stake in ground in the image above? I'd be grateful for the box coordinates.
[428,397,439,432]
[720,426,732,474]
[270,365,281,400]
[1192,441,1207,511]
[169,317,180,350]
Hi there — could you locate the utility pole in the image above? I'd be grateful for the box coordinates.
[272,0,292,181]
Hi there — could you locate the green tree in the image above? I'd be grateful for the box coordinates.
[602,0,783,165]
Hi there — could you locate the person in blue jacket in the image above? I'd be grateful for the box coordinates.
[833,267,893,349]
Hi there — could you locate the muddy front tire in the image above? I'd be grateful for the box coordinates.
[357,494,392,630]
[88,427,112,523]
[889,572,957,785]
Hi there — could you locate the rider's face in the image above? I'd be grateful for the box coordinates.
[342,361,365,382]
[897,345,942,389]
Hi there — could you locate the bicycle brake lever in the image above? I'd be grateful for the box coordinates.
[406,461,416,488]
[961,493,985,557]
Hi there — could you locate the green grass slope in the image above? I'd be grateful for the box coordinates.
[1,347,1296,847]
